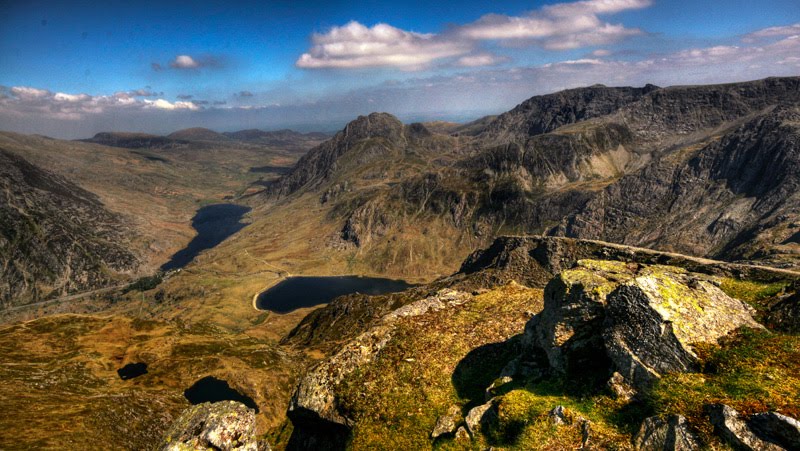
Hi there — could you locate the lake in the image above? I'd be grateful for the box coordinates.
[161,203,251,271]
[256,276,415,314]
[183,376,259,412]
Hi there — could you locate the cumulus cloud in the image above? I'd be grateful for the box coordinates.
[458,0,648,49]
[170,55,200,69]
[297,0,650,69]
[296,21,473,69]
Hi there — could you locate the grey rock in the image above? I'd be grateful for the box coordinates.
[431,406,461,439]
[160,401,263,451]
[465,400,497,435]
[526,260,763,389]
[549,405,570,426]
[707,404,784,451]
[455,426,470,442]
[748,411,800,451]
[607,372,636,401]
[632,415,699,450]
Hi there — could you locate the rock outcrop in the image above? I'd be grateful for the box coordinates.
[632,415,700,450]
[160,401,266,451]
[525,260,763,389]
[286,289,471,447]
[706,404,785,451]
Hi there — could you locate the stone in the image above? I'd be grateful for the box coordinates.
[526,260,764,390]
[465,400,496,435]
[455,426,470,442]
[632,415,700,450]
[549,405,571,425]
[160,401,264,451]
[748,411,800,451]
[431,406,460,439]
[607,372,636,401]
[706,404,783,451]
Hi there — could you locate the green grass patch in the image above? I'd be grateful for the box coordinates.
[719,278,789,311]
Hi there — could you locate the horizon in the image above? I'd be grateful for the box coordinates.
[2,0,800,139]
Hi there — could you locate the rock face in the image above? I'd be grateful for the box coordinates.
[526,260,763,389]
[0,149,140,309]
[160,401,265,451]
[632,415,700,450]
[706,404,785,451]
[748,412,800,451]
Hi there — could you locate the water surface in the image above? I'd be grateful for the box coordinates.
[161,204,251,271]
[183,376,259,412]
[256,275,414,314]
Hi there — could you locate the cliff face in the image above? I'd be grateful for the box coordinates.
[0,149,140,309]
[254,77,800,273]
[555,104,800,264]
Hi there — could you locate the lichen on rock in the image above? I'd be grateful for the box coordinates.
[160,401,265,451]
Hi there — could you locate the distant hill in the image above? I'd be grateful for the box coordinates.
[167,127,232,142]
[224,128,330,145]
[80,132,188,149]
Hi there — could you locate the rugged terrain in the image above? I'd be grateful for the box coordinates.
[1,77,799,450]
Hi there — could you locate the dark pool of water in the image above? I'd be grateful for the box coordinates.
[256,276,415,314]
[117,362,148,380]
[161,204,251,271]
[183,376,259,412]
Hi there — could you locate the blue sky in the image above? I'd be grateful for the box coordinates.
[1,0,799,138]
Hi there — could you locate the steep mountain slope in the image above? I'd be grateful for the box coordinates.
[0,149,139,309]
[245,76,800,276]
[554,104,800,265]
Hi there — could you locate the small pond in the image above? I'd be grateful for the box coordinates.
[183,376,258,412]
[256,276,415,314]
[117,362,148,380]
[161,204,251,271]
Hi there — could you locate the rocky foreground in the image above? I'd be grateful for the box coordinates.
[162,235,800,450]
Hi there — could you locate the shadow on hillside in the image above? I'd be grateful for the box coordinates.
[451,334,523,410]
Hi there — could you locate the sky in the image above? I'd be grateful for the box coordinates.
[1,0,799,138]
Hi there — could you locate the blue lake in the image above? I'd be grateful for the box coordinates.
[256,276,414,314]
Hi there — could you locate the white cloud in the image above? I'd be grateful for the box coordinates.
[143,98,200,110]
[297,0,649,70]
[296,21,471,69]
[458,0,647,49]
[170,55,200,69]
[742,23,800,42]
[10,86,49,99]
[456,53,508,67]
[591,49,612,56]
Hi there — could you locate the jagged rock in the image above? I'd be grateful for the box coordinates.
[431,406,461,439]
[581,418,592,448]
[549,405,570,425]
[748,412,800,451]
[706,404,784,451]
[160,401,265,451]
[526,260,763,389]
[485,376,513,401]
[607,372,636,401]
[632,415,699,450]
[465,400,497,435]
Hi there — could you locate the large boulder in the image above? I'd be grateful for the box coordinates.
[632,415,700,450]
[748,411,800,451]
[706,404,784,451]
[526,260,763,389]
[160,401,266,451]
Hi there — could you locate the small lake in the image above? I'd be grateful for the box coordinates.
[184,376,259,412]
[161,204,251,271]
[256,276,415,314]
[117,362,148,380]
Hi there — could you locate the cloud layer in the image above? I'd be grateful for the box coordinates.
[297,0,650,69]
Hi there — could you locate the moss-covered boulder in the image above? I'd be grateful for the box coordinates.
[526,260,763,389]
